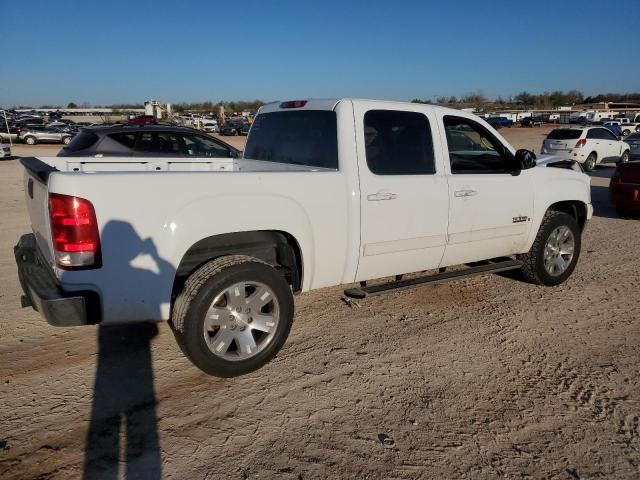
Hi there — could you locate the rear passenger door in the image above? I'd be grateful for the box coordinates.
[354,103,449,281]
[134,132,187,156]
[598,128,622,160]
[439,115,534,266]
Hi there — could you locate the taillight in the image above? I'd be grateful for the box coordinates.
[279,100,307,109]
[48,193,101,269]
[575,138,587,148]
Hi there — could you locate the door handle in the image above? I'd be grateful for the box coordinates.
[367,192,398,201]
[454,189,478,198]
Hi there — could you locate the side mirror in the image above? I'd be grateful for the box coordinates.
[515,149,536,170]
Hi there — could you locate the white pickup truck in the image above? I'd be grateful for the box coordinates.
[15,99,592,377]
[616,115,640,136]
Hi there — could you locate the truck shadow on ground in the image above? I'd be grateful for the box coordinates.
[82,221,171,480]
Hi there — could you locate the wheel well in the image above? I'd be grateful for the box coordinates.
[548,201,587,231]
[172,230,303,299]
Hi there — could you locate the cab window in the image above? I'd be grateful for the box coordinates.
[364,110,435,175]
[443,116,514,174]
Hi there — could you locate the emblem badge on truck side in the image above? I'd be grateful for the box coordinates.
[512,216,529,223]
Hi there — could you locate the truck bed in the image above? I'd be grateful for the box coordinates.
[30,156,335,174]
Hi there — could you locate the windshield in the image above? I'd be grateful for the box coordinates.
[244,110,338,169]
[547,129,582,140]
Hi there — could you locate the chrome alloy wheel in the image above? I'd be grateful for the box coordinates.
[543,226,575,276]
[203,281,280,361]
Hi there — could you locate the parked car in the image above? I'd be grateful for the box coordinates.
[609,160,640,215]
[616,116,640,137]
[58,125,240,158]
[603,122,623,137]
[522,116,544,127]
[129,115,157,125]
[0,138,12,158]
[16,98,591,377]
[486,116,513,129]
[19,127,74,145]
[219,122,239,135]
[240,123,250,135]
[15,118,46,129]
[624,132,640,160]
[0,126,20,143]
[202,122,219,133]
[541,127,630,171]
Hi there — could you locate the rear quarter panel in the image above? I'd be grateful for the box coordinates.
[48,170,349,324]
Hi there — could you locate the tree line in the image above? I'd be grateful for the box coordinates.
[413,91,640,108]
[13,91,640,111]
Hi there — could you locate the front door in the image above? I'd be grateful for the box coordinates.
[438,115,534,266]
[354,103,449,281]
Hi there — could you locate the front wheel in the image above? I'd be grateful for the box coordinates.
[518,211,581,286]
[171,255,294,377]
[24,136,37,145]
[622,129,631,137]
[62,136,71,145]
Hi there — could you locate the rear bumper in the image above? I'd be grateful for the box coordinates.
[609,183,640,210]
[14,234,100,326]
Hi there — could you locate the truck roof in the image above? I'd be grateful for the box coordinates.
[258,98,476,117]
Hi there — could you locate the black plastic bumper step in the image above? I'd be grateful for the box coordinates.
[344,259,522,299]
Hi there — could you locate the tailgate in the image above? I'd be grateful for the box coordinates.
[20,158,56,266]
[544,139,574,151]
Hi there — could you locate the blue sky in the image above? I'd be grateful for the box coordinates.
[1,0,638,106]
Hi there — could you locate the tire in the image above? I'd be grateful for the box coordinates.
[622,129,631,137]
[62,136,71,145]
[584,152,596,171]
[24,136,37,145]
[518,211,581,286]
[171,255,294,377]
[620,150,630,163]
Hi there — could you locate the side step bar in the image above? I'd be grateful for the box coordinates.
[343,259,522,299]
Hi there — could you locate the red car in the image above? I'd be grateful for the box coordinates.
[609,161,640,215]
[128,115,157,125]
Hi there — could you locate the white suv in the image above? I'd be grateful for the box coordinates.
[541,127,630,171]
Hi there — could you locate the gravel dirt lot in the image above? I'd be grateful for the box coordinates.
[1,126,639,479]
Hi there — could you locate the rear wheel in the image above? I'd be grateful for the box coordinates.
[24,136,37,145]
[171,255,294,377]
[620,150,630,163]
[62,136,71,145]
[584,152,596,171]
[622,129,631,136]
[518,211,581,286]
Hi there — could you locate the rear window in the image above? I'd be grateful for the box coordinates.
[110,132,137,148]
[65,131,98,152]
[244,111,338,169]
[547,129,582,140]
